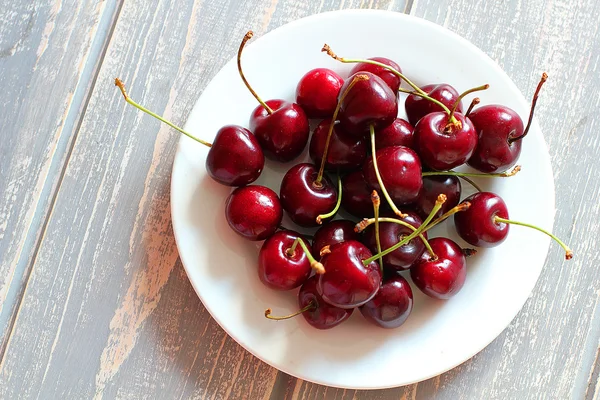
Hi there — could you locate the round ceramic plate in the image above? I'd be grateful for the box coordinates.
[171,10,554,389]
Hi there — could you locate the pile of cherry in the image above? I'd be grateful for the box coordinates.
[116,31,573,330]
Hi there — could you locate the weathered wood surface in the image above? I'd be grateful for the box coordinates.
[0,0,120,356]
[1,0,599,398]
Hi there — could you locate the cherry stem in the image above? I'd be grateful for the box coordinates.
[356,216,436,259]
[508,72,548,144]
[316,175,342,224]
[315,75,369,186]
[369,124,407,218]
[322,44,427,96]
[237,31,273,114]
[265,301,316,320]
[450,84,489,118]
[422,165,521,178]
[114,79,212,147]
[458,176,483,192]
[465,97,480,117]
[286,237,301,257]
[363,194,447,265]
[297,239,326,274]
[494,216,573,260]
[371,191,383,272]
[398,88,454,116]
[422,201,471,231]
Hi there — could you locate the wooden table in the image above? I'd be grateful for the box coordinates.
[1,0,599,398]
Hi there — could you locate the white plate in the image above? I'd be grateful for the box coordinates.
[171,10,554,389]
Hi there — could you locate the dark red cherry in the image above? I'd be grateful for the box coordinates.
[338,71,399,137]
[349,57,402,92]
[362,211,426,271]
[341,171,377,218]
[414,176,461,220]
[312,220,360,259]
[454,192,509,247]
[360,274,413,328]
[364,146,422,205]
[249,99,309,162]
[295,68,344,118]
[318,240,382,309]
[258,230,312,290]
[410,237,467,299]
[280,163,337,227]
[298,275,353,329]
[375,118,414,150]
[225,185,282,241]
[413,112,477,171]
[204,125,264,186]
[309,119,367,172]
[405,83,463,126]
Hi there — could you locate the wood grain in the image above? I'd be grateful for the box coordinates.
[0,0,119,355]
[0,0,408,399]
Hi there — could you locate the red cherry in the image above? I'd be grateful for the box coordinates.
[375,118,414,150]
[312,220,360,259]
[360,274,413,328]
[225,185,282,241]
[258,230,312,290]
[405,83,463,126]
[318,241,382,309]
[414,176,461,220]
[410,237,467,299]
[349,57,402,92]
[298,275,353,329]
[413,112,478,171]
[309,119,367,172]
[295,68,344,118]
[362,211,427,271]
[454,192,509,247]
[280,163,337,227]
[364,145,423,205]
[338,71,398,137]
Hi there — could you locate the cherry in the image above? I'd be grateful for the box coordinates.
[413,112,478,171]
[341,171,378,218]
[279,163,338,227]
[375,118,414,150]
[410,237,467,299]
[114,79,264,187]
[364,145,423,205]
[337,71,398,137]
[239,32,309,162]
[265,275,353,329]
[360,274,413,328]
[349,57,402,92]
[258,230,313,290]
[225,185,282,241]
[312,220,360,259]
[414,176,461,220]
[309,119,367,172]
[295,68,344,118]
[362,211,427,271]
[468,73,548,173]
[405,84,463,126]
[454,192,573,259]
[318,241,382,309]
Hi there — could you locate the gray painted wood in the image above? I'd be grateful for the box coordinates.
[0,0,120,355]
[0,0,599,399]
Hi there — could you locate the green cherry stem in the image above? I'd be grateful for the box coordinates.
[297,239,325,274]
[494,216,573,260]
[316,175,343,224]
[238,31,274,114]
[422,165,521,178]
[363,194,447,265]
[508,72,548,144]
[315,74,369,186]
[114,79,212,147]
[371,191,383,272]
[449,84,489,117]
[465,97,480,118]
[286,237,301,257]
[421,201,471,231]
[369,124,407,218]
[265,301,317,320]
[458,176,483,192]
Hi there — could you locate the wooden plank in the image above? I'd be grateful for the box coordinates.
[0,0,409,399]
[0,0,119,354]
